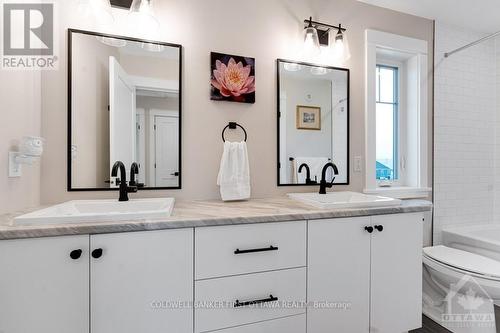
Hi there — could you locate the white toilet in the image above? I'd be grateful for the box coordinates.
[423,245,500,333]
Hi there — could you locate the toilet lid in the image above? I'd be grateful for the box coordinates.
[423,245,500,279]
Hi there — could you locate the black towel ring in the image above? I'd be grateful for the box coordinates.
[222,122,248,142]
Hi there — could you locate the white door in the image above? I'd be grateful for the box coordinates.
[154,115,179,187]
[109,56,136,184]
[307,217,371,333]
[90,229,193,333]
[370,213,423,333]
[0,236,89,333]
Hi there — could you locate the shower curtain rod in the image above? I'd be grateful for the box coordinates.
[444,30,500,58]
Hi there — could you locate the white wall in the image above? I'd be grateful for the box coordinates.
[0,0,433,211]
[0,71,41,215]
[433,22,497,243]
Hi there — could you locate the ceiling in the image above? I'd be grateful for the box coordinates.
[357,0,500,33]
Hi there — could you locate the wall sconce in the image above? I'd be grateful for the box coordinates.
[9,136,44,178]
[302,17,350,64]
[79,0,161,41]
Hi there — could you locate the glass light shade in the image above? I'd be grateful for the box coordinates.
[78,0,114,27]
[331,29,351,63]
[129,0,160,37]
[303,26,321,60]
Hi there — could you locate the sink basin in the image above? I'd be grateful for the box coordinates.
[287,191,401,209]
[14,198,175,225]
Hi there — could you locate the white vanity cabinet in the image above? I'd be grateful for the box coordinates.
[194,221,307,333]
[0,235,90,333]
[90,229,193,333]
[0,229,194,333]
[307,213,423,333]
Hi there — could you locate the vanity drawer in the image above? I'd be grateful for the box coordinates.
[195,221,306,279]
[195,268,306,333]
[211,314,305,333]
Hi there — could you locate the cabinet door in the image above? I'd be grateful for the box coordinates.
[0,235,89,333]
[370,213,423,333]
[91,229,193,333]
[307,217,371,333]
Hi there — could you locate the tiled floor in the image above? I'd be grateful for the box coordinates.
[410,316,452,333]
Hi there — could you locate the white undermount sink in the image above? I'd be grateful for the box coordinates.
[288,191,401,209]
[14,198,175,225]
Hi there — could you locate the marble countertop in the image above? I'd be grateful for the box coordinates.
[0,197,432,240]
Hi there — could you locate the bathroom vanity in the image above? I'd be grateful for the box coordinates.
[0,198,431,333]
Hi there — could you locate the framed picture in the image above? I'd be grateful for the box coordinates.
[296,105,321,130]
[210,52,255,104]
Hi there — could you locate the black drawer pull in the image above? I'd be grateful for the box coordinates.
[234,294,278,308]
[92,248,103,259]
[234,246,278,255]
[70,249,82,260]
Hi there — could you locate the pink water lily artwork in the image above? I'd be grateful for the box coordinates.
[210,52,255,103]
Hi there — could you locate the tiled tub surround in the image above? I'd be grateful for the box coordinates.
[434,22,498,243]
[0,198,430,333]
[0,197,431,240]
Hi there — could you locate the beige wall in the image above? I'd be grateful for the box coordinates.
[36,0,434,204]
[0,70,41,214]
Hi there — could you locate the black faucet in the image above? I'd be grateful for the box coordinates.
[319,162,339,194]
[298,163,316,185]
[111,161,137,202]
[129,162,144,188]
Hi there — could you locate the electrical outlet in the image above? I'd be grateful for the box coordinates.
[354,156,362,172]
[8,152,22,177]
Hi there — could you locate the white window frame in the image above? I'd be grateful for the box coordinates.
[375,61,404,186]
[364,30,431,199]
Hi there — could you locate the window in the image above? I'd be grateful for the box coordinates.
[364,30,430,199]
[375,65,399,181]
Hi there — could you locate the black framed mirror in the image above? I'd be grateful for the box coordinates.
[277,59,349,186]
[68,29,182,191]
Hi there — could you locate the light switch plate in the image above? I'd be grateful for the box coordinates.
[8,152,22,177]
[354,156,362,172]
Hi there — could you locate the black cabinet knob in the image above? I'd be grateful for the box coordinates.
[70,249,82,260]
[92,248,103,259]
[374,225,384,232]
[365,226,374,233]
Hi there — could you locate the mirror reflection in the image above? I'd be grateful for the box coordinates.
[69,30,181,190]
[278,59,349,185]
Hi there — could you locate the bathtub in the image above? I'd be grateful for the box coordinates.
[442,224,500,261]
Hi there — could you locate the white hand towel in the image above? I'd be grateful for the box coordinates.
[217,141,251,201]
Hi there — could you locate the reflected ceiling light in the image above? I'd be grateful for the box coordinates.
[96,36,127,47]
[310,66,330,75]
[283,62,303,72]
[129,0,160,37]
[141,42,165,52]
[303,17,321,60]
